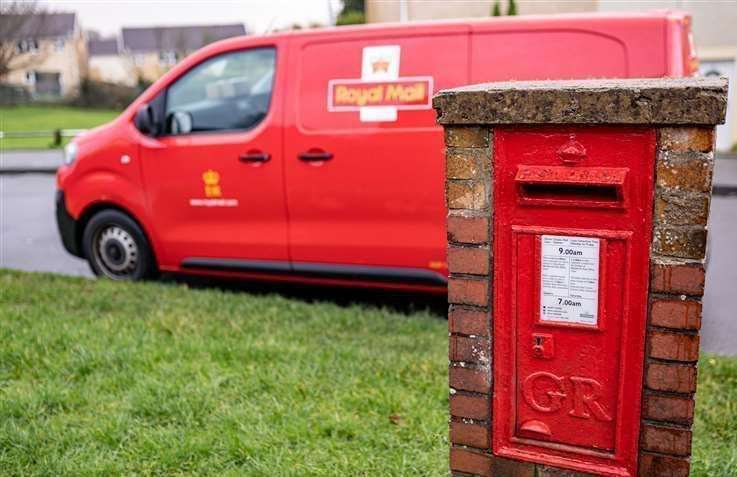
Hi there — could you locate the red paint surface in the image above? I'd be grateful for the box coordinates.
[57,13,688,290]
[492,128,656,476]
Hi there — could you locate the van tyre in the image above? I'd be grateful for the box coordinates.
[83,210,157,281]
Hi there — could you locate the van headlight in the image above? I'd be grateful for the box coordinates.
[64,142,78,165]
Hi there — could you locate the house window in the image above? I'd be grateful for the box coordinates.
[54,38,65,51]
[17,39,39,54]
[159,50,177,66]
[25,71,37,84]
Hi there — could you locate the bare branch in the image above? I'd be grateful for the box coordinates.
[0,1,49,78]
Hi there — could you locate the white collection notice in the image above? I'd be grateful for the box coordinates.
[540,235,600,326]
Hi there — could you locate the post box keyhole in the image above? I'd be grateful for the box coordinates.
[532,333,554,359]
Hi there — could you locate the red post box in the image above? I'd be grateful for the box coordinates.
[493,128,655,475]
[434,78,727,477]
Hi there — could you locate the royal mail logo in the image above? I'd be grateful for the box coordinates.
[189,169,238,208]
[328,77,433,111]
[202,169,222,198]
[326,45,433,122]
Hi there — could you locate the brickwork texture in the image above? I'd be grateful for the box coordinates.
[445,126,495,475]
[638,127,715,477]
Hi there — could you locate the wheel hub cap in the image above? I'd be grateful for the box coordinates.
[96,226,138,276]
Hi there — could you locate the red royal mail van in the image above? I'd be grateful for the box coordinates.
[56,12,696,292]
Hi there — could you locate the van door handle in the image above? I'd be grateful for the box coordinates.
[298,150,333,162]
[239,150,270,163]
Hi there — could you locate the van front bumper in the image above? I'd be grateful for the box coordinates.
[55,191,83,258]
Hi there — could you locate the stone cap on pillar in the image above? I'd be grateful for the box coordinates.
[433,77,728,126]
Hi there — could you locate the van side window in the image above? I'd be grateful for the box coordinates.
[165,47,276,135]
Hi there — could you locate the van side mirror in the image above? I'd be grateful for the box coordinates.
[134,104,157,136]
[166,111,193,135]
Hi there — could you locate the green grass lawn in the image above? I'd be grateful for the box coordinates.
[0,269,735,476]
[0,106,120,150]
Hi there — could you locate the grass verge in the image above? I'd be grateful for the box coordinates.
[0,270,447,476]
[0,106,119,150]
[0,269,735,476]
[692,354,737,475]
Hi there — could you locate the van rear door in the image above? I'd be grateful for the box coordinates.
[284,26,469,280]
[469,16,670,82]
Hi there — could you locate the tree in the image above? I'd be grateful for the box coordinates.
[0,1,48,78]
[336,0,365,26]
[491,1,501,17]
[507,0,518,16]
[341,0,364,14]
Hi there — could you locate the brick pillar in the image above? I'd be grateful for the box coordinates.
[433,78,727,477]
[638,127,714,476]
[445,126,495,475]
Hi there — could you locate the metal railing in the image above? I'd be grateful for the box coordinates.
[0,129,87,146]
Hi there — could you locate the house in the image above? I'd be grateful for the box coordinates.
[365,1,596,23]
[88,38,136,86]
[366,0,737,151]
[1,12,87,98]
[599,0,737,151]
[121,24,247,83]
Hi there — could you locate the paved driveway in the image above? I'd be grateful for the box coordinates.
[0,149,63,173]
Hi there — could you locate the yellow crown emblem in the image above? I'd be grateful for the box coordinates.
[202,169,222,198]
[203,169,220,185]
[372,59,390,73]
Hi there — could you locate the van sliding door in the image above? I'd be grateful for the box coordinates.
[283,26,469,281]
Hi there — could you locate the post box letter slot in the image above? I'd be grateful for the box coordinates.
[515,166,628,209]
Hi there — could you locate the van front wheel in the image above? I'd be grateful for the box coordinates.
[83,210,156,281]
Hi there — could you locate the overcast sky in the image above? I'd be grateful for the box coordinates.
[38,0,344,36]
